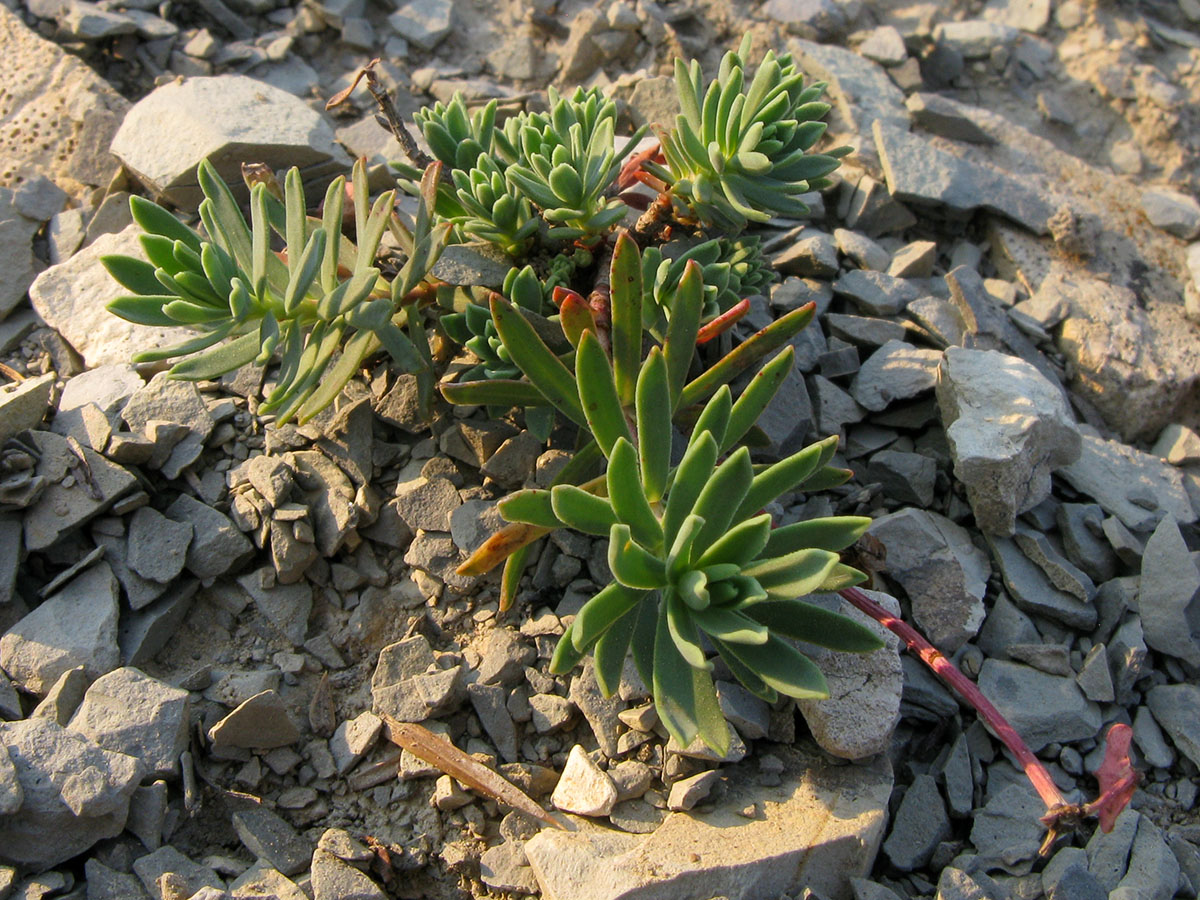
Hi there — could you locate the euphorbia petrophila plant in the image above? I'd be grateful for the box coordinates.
[449,232,883,750]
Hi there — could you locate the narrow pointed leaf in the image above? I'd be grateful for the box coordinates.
[609,231,642,406]
[724,346,794,453]
[666,513,706,580]
[607,438,663,550]
[441,379,550,409]
[129,196,202,252]
[719,634,829,699]
[490,294,585,427]
[662,431,717,545]
[687,384,731,455]
[106,295,178,327]
[168,330,261,380]
[690,446,753,552]
[576,330,633,457]
[679,302,815,408]
[102,254,165,296]
[734,435,839,522]
[662,260,703,408]
[499,542,533,612]
[551,485,618,536]
[572,580,646,650]
[741,547,840,600]
[636,348,672,503]
[593,605,638,697]
[744,600,884,652]
[763,516,872,558]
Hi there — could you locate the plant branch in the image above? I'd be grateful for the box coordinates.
[838,584,1137,853]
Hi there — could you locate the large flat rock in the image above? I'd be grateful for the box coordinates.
[0,6,128,194]
[525,742,892,900]
[110,75,351,209]
[28,224,193,368]
[874,121,1052,234]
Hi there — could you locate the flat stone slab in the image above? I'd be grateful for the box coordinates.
[874,121,1052,234]
[1059,433,1195,532]
[28,225,193,368]
[111,75,350,209]
[1049,266,1200,442]
[525,743,892,900]
[0,6,129,194]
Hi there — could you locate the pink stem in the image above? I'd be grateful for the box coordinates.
[839,585,1069,813]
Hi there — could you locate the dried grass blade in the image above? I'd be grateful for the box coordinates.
[379,714,565,830]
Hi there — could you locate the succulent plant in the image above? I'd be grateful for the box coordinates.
[450,233,881,750]
[641,235,776,328]
[648,34,849,231]
[101,159,449,424]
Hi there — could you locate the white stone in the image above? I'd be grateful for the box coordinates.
[551,745,617,817]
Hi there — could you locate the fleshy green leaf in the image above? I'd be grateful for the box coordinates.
[498,489,563,529]
[607,438,663,550]
[719,634,829,700]
[745,599,884,652]
[763,516,873,557]
[550,485,618,536]
[608,524,668,590]
[636,348,672,504]
[741,547,840,601]
[576,330,633,457]
[490,293,586,427]
[609,231,643,407]
[572,581,647,651]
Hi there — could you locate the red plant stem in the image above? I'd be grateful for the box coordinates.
[839,585,1069,813]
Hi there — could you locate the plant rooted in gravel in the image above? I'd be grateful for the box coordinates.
[102,158,450,423]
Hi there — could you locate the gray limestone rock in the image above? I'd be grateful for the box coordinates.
[796,590,902,760]
[467,682,518,763]
[551,744,617,817]
[1050,268,1200,442]
[21,431,137,552]
[111,76,349,209]
[121,373,214,480]
[0,718,143,868]
[1116,815,1182,900]
[969,778,1045,867]
[1012,525,1095,602]
[527,743,892,900]
[857,26,907,67]
[1141,187,1200,240]
[934,19,1019,57]
[976,659,1101,752]
[865,450,936,507]
[237,568,312,646]
[28,226,193,368]
[1147,683,1200,769]
[480,840,538,894]
[937,347,1079,535]
[569,662,623,758]
[867,509,989,652]
[850,341,943,412]
[905,92,995,144]
[164,493,253,579]
[386,0,453,49]
[0,561,120,694]
[1056,503,1117,583]
[883,774,949,870]
[1059,433,1195,531]
[0,372,54,445]
[394,476,462,533]
[0,187,41,322]
[67,666,189,778]
[789,38,910,153]
[311,848,387,900]
[874,121,1052,234]
[1135,515,1200,667]
[208,690,300,750]
[987,535,1096,629]
[126,507,192,584]
[132,847,222,899]
[1086,808,1139,892]
[833,270,919,316]
[229,861,306,900]
[232,807,310,876]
